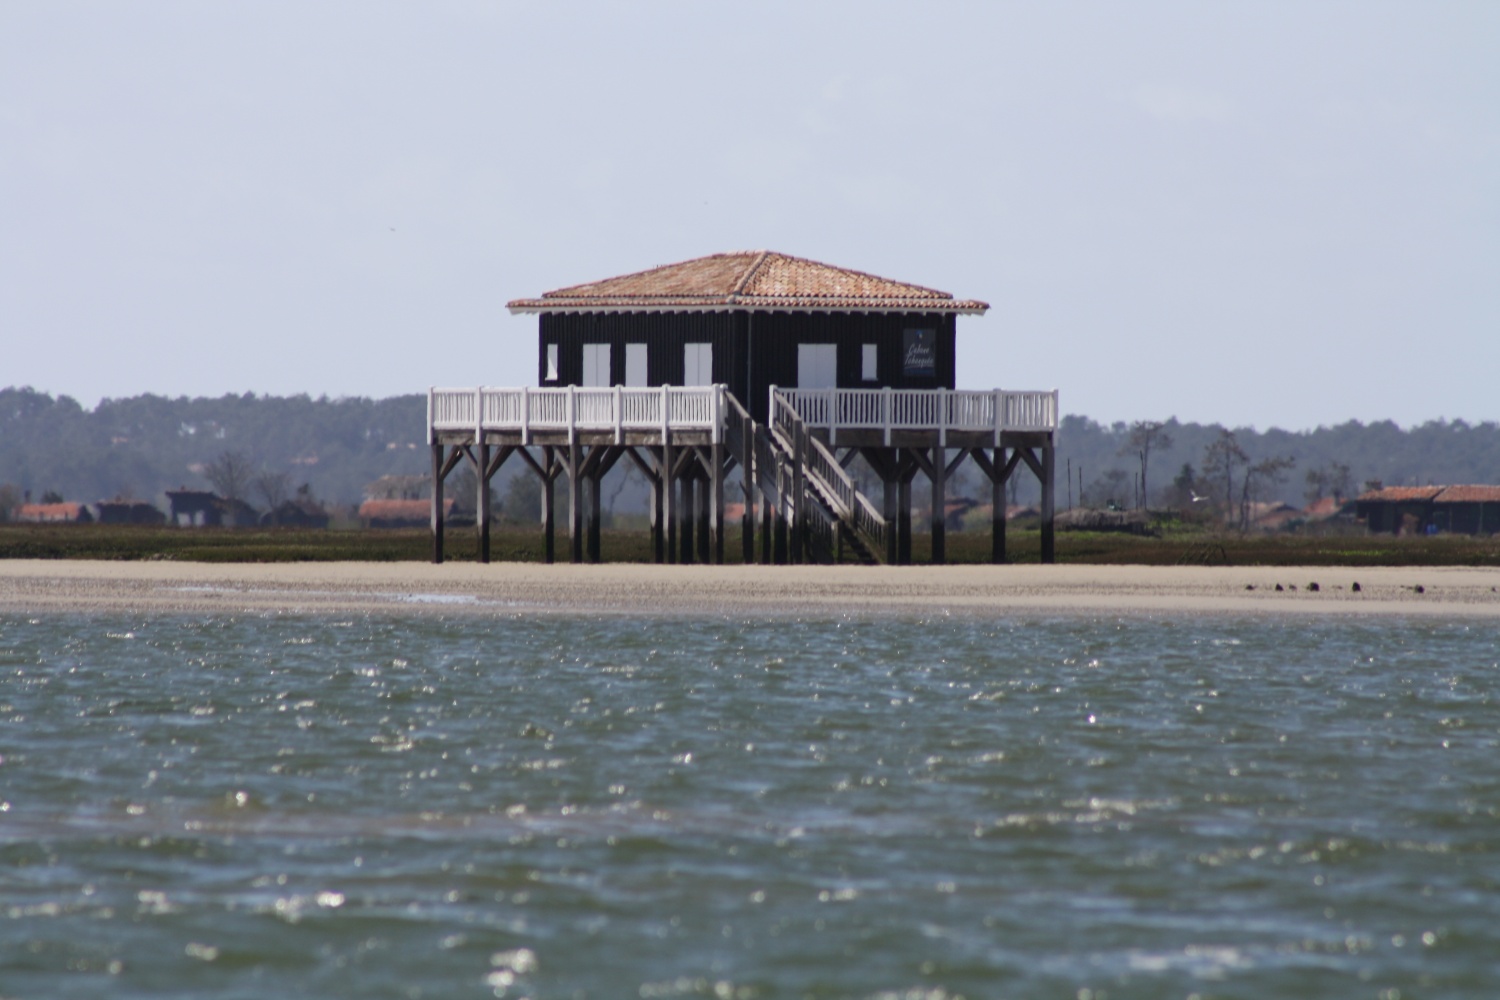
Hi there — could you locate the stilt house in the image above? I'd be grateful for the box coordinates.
[428,250,1059,566]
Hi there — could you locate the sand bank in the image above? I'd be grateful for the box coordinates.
[1,560,1498,618]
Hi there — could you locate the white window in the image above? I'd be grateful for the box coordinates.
[625,343,648,387]
[797,343,837,389]
[545,343,559,382]
[683,343,712,386]
[862,343,878,381]
[582,343,611,387]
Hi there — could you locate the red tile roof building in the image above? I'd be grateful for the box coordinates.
[506,251,989,423]
[359,498,453,528]
[16,502,92,524]
[1355,485,1500,535]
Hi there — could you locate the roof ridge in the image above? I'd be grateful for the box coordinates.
[729,250,772,297]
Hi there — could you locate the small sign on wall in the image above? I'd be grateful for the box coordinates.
[903,329,936,377]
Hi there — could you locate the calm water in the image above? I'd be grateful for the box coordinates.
[1,608,1498,999]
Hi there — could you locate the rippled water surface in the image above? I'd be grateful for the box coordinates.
[2,609,1498,998]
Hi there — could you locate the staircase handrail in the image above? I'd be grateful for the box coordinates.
[770,388,887,560]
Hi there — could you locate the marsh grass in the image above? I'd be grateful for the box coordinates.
[3,524,1498,567]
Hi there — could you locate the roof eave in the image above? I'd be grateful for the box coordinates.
[508,299,988,317]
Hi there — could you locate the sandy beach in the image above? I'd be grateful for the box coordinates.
[1,560,1498,617]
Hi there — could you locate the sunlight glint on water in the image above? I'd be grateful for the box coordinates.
[1,611,1498,998]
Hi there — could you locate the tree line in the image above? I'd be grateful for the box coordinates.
[0,387,428,515]
[2,386,1496,520]
[1049,414,1500,514]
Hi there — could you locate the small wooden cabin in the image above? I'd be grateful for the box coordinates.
[1356,484,1500,536]
[507,251,988,422]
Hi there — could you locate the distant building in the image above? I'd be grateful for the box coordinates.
[1355,485,1500,535]
[1244,500,1301,532]
[16,502,93,524]
[166,489,220,526]
[1432,485,1500,535]
[166,489,259,527]
[364,474,429,501]
[262,499,331,529]
[95,499,166,525]
[1301,495,1348,522]
[360,498,453,529]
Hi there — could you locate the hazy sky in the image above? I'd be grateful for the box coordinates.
[3,1,1496,430]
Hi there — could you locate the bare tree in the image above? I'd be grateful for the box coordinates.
[1305,461,1354,505]
[1327,462,1353,503]
[201,451,255,504]
[1240,455,1296,529]
[1201,430,1248,525]
[1087,468,1131,510]
[254,470,292,512]
[605,460,640,518]
[1121,421,1174,510]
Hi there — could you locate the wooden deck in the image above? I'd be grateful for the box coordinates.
[773,387,1058,446]
[429,386,1057,447]
[426,386,1057,566]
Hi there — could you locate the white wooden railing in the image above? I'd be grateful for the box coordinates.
[771,387,1058,444]
[428,386,724,444]
[430,385,1058,447]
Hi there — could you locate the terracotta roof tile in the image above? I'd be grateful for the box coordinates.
[1356,486,1444,503]
[17,502,88,521]
[1302,495,1352,518]
[508,251,987,315]
[359,499,451,519]
[1435,485,1500,503]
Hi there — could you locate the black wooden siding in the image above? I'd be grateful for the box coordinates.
[540,313,739,391]
[539,311,957,423]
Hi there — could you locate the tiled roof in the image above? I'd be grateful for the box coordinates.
[508,251,988,315]
[358,499,452,519]
[17,502,88,521]
[1435,485,1500,503]
[1356,486,1444,503]
[1302,495,1351,518]
[1357,485,1500,504]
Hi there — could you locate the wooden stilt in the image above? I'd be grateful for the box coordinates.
[431,443,445,564]
[894,449,922,565]
[790,425,805,564]
[477,442,491,564]
[991,448,1006,564]
[651,467,663,563]
[635,446,662,564]
[712,442,725,565]
[761,480,773,565]
[930,445,946,565]
[772,450,788,565]
[741,425,755,565]
[663,436,676,565]
[1041,433,1056,564]
[541,446,555,565]
[566,443,583,564]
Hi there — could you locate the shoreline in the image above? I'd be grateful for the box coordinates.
[2,560,1498,618]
